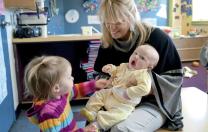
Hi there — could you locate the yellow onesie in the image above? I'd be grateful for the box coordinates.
[83,63,151,130]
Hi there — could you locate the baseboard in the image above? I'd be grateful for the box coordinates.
[15,103,32,119]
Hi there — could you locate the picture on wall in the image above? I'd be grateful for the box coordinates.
[135,0,160,12]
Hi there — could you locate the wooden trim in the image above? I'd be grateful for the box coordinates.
[13,34,102,44]
[4,0,36,10]
[168,0,173,27]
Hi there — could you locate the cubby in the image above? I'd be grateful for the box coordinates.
[13,34,101,103]
[173,36,208,61]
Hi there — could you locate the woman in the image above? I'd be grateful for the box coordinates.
[94,0,183,131]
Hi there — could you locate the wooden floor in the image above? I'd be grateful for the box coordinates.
[157,87,208,132]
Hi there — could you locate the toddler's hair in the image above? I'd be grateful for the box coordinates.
[24,56,71,100]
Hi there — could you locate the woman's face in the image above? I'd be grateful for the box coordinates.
[105,20,130,40]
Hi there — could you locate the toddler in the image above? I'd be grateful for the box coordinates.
[24,56,107,132]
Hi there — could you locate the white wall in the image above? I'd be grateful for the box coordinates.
[4,10,19,110]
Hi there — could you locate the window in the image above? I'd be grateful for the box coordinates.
[192,0,208,23]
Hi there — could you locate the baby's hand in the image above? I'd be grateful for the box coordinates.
[126,75,137,87]
[95,79,109,89]
[102,64,113,73]
[83,123,98,132]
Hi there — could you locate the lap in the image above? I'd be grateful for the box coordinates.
[110,104,166,132]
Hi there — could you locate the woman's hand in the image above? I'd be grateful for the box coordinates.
[83,123,98,132]
[95,79,110,89]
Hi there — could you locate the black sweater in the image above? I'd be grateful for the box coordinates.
[94,28,182,74]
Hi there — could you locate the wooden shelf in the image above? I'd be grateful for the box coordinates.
[173,36,208,61]
[13,34,101,103]
[13,34,208,62]
[4,0,36,10]
[13,34,102,44]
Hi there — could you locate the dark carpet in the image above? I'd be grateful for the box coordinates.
[182,62,207,93]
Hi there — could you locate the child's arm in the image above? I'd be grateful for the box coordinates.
[72,79,109,99]
[83,123,98,132]
[72,80,96,99]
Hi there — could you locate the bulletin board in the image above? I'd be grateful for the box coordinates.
[47,0,169,34]
[137,0,169,26]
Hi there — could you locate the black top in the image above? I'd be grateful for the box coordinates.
[94,28,182,74]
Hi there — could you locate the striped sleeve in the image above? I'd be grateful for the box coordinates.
[73,80,96,99]
[38,100,84,132]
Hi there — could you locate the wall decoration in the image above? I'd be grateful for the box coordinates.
[181,0,192,16]
[65,9,79,23]
[0,32,7,104]
[0,0,4,15]
[135,0,160,12]
[82,0,99,13]
[49,0,59,16]
[156,4,167,19]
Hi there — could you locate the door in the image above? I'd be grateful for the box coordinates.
[0,15,15,131]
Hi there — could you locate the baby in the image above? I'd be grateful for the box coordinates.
[24,55,107,132]
[81,44,159,131]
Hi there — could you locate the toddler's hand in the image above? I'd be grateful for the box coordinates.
[83,123,98,132]
[95,79,109,89]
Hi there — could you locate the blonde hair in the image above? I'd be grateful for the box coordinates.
[98,0,153,48]
[24,56,71,100]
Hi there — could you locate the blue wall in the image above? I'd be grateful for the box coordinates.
[46,0,65,34]
[46,0,168,35]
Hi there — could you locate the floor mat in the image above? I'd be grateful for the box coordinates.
[182,62,207,93]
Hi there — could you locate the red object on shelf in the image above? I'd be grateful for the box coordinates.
[163,28,172,34]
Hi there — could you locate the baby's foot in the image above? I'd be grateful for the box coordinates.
[80,108,96,122]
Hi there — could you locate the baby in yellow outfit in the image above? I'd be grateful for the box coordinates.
[81,44,159,131]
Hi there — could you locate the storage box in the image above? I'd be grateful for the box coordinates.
[18,11,47,25]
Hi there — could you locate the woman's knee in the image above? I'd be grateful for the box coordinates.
[110,105,166,132]
[110,123,127,132]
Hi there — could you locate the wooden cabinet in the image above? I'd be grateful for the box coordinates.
[173,36,208,61]
[4,0,36,10]
[12,34,101,103]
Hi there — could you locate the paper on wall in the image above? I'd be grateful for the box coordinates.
[156,4,167,19]
[142,18,157,26]
[0,30,7,104]
[88,15,100,24]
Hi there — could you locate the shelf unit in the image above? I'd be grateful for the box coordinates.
[173,36,208,61]
[13,34,101,103]
[12,34,208,103]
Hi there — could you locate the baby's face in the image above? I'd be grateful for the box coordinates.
[128,47,151,70]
